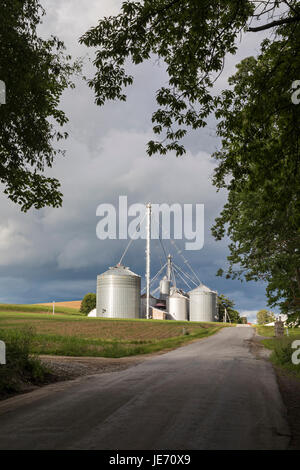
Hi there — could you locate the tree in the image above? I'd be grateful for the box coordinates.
[217,294,241,323]
[256,309,275,325]
[0,1,79,211]
[80,0,300,156]
[80,1,300,319]
[212,23,300,319]
[80,293,96,315]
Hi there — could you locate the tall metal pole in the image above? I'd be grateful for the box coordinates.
[146,203,151,319]
[167,254,172,281]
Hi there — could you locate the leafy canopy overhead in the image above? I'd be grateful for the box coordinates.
[212,21,300,316]
[81,1,300,318]
[80,0,299,156]
[0,1,79,211]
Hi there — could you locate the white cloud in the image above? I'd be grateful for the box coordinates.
[240,310,259,324]
[39,0,122,54]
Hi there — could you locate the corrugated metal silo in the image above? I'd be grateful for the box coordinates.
[167,291,189,321]
[188,284,217,322]
[159,276,171,300]
[96,265,141,319]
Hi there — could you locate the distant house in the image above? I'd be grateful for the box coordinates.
[265,314,288,326]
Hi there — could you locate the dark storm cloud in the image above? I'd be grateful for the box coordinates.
[0,1,273,314]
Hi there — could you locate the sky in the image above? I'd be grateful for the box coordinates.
[0,1,277,323]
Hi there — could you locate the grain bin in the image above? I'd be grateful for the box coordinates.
[167,291,189,321]
[96,264,141,319]
[188,284,217,322]
[159,276,171,300]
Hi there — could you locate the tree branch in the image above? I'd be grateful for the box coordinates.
[248,15,300,31]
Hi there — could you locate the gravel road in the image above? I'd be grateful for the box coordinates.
[0,326,291,450]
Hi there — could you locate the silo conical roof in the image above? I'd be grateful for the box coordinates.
[189,284,216,294]
[100,264,140,277]
[169,289,188,299]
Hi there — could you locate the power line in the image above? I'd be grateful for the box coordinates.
[172,262,198,287]
[172,265,192,290]
[118,212,146,265]
[141,262,167,293]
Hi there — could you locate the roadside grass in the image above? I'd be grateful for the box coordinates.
[0,327,50,396]
[255,325,300,338]
[256,325,300,378]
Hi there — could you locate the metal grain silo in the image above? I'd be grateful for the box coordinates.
[159,276,171,300]
[167,291,189,321]
[188,284,217,322]
[96,264,141,319]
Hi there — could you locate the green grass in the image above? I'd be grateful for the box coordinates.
[255,325,275,337]
[0,305,228,358]
[0,303,82,316]
[256,325,300,377]
[27,326,222,358]
[0,327,49,395]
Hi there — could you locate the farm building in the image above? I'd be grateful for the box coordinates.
[95,203,219,321]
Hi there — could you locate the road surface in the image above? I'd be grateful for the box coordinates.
[0,327,290,450]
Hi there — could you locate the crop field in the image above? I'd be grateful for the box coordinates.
[37,301,82,310]
[0,305,229,358]
[0,303,81,315]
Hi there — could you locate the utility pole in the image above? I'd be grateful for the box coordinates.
[146,203,151,319]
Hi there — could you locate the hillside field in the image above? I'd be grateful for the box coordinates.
[38,301,82,310]
[0,304,230,358]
